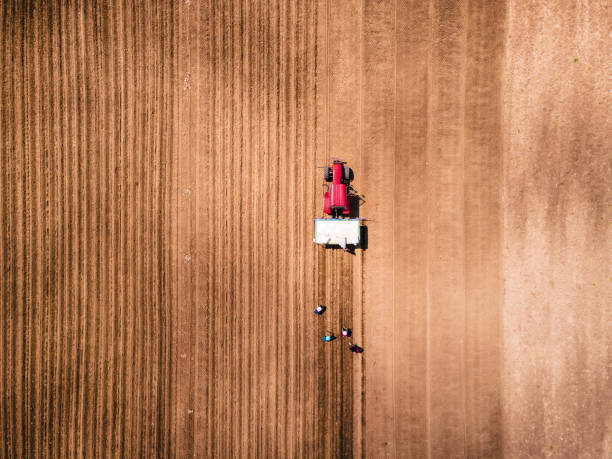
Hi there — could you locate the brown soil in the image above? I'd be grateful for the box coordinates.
[502,1,612,457]
[1,1,610,458]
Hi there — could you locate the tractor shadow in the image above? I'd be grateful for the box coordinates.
[347,189,365,219]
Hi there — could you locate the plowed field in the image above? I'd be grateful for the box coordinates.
[1,1,610,458]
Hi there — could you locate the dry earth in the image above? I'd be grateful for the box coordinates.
[1,1,610,458]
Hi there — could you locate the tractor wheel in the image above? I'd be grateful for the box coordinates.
[343,166,353,181]
[323,166,332,182]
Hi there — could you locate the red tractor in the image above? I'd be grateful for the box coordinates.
[323,160,352,217]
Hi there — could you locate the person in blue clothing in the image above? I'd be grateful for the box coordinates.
[313,305,326,315]
[321,331,336,342]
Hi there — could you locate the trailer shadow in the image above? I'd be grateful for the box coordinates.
[359,225,368,251]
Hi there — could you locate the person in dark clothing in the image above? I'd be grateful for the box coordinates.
[348,342,363,353]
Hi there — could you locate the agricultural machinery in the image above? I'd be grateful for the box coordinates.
[313,160,361,250]
[322,160,352,217]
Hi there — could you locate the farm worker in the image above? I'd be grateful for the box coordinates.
[313,305,326,315]
[341,327,351,337]
[321,332,336,342]
[348,343,363,353]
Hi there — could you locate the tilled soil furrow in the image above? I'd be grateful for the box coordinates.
[12,2,611,458]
